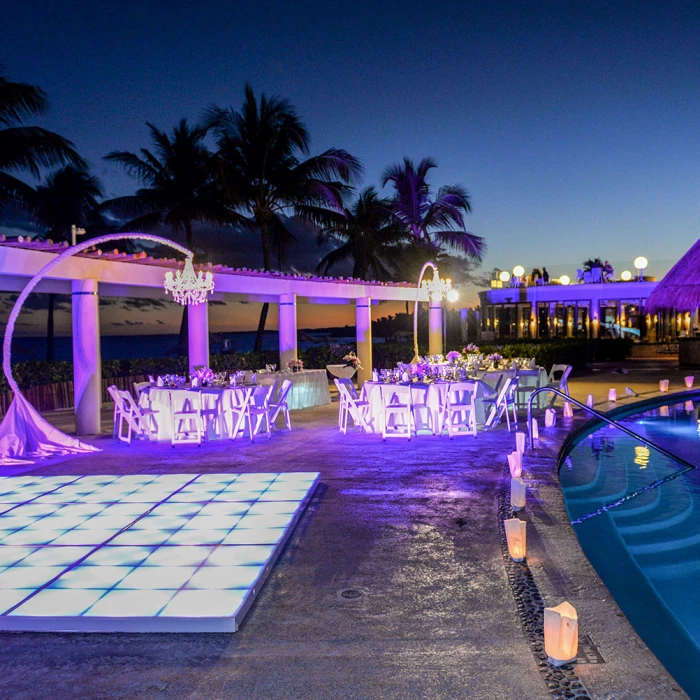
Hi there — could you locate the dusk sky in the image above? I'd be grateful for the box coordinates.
[3,0,700,335]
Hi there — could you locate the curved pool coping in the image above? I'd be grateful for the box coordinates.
[557,389,700,698]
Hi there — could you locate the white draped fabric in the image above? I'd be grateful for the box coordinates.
[361,367,548,435]
[0,394,99,463]
[258,370,331,410]
[326,364,357,379]
[0,233,193,464]
[140,386,250,441]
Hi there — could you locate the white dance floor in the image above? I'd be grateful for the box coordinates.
[0,472,319,632]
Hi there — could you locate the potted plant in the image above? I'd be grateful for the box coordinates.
[287,358,304,373]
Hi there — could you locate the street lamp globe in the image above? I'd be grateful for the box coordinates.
[621,270,632,281]
[512,265,525,278]
[447,289,459,303]
[634,256,648,271]
[499,270,511,282]
[559,275,571,286]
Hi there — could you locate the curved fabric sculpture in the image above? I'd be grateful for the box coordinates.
[0,233,192,464]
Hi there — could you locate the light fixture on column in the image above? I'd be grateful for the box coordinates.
[413,262,451,362]
[164,256,215,305]
[634,256,648,281]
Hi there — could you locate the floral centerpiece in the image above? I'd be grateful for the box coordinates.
[343,351,363,370]
[161,374,186,388]
[463,343,480,354]
[486,353,503,369]
[192,367,215,387]
[287,358,304,373]
[446,350,462,364]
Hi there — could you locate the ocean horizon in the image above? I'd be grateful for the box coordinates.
[10,331,382,363]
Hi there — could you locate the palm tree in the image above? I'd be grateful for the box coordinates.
[28,165,103,361]
[103,119,229,355]
[103,119,222,252]
[317,187,405,280]
[206,84,362,352]
[0,67,85,213]
[381,157,485,262]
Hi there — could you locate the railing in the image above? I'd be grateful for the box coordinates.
[526,387,697,471]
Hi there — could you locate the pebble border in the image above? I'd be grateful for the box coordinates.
[498,468,592,699]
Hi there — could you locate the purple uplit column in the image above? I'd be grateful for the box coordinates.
[188,301,209,374]
[356,297,372,385]
[279,293,297,369]
[72,278,101,434]
[429,301,443,355]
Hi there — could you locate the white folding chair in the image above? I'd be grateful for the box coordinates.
[247,385,272,441]
[546,365,572,407]
[222,387,253,439]
[443,381,478,438]
[171,391,203,447]
[379,384,412,440]
[334,377,359,427]
[269,379,293,431]
[482,377,513,430]
[108,386,157,445]
[133,381,150,400]
[337,382,370,434]
[410,385,433,435]
[199,391,223,440]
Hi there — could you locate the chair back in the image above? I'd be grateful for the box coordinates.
[334,377,358,399]
[379,384,409,407]
[447,381,477,406]
[409,384,430,406]
[148,375,156,385]
[107,385,123,407]
[549,364,569,384]
[494,377,513,406]
[250,385,271,408]
[276,379,293,406]
[133,381,150,399]
[267,378,280,402]
[590,267,603,283]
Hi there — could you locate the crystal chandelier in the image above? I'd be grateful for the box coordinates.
[164,256,214,305]
[422,273,452,301]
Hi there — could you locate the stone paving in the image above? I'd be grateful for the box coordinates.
[0,368,693,699]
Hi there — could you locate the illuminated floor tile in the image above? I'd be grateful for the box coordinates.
[160,590,246,618]
[84,589,175,617]
[13,588,105,616]
[187,565,262,590]
[0,473,318,631]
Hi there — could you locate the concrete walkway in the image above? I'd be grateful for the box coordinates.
[0,368,692,699]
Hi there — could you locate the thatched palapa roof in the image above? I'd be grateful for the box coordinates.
[645,238,700,314]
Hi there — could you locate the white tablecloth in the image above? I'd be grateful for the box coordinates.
[362,381,492,434]
[140,386,251,441]
[257,370,331,410]
[361,368,548,434]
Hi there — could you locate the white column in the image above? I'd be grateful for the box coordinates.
[72,278,101,435]
[188,301,209,374]
[429,301,443,355]
[356,297,372,385]
[279,293,297,370]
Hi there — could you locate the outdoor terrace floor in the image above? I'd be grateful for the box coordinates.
[0,369,692,699]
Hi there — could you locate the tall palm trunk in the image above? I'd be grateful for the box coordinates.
[253,217,272,353]
[46,294,55,362]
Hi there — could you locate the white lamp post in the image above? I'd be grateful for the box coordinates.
[621,270,632,282]
[634,256,648,282]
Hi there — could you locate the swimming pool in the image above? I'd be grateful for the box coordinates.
[561,394,700,697]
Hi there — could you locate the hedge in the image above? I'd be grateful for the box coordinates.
[0,338,632,394]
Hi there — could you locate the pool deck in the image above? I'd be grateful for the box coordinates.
[0,368,693,699]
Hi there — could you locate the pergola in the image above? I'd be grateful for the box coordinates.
[0,238,441,434]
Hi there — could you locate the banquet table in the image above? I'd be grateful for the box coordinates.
[361,367,548,434]
[257,369,331,411]
[139,386,251,441]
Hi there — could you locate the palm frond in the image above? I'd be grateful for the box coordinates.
[432,229,486,260]
[0,126,85,177]
[0,73,48,126]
